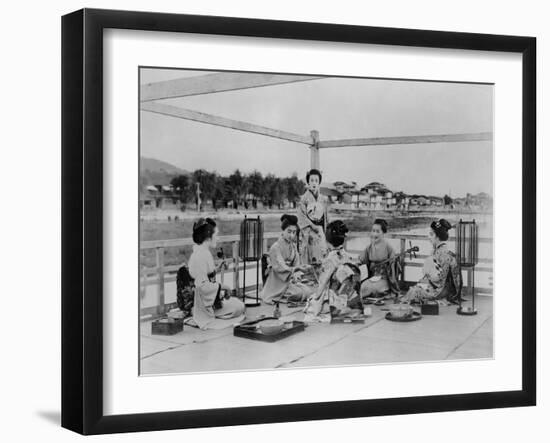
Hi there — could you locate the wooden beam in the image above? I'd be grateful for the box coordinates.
[141,102,313,145]
[310,130,320,169]
[318,132,493,149]
[141,72,324,102]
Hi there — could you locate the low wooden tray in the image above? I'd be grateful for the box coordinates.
[234,320,305,342]
[385,311,422,322]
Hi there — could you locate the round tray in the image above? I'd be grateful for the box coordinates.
[457,306,478,316]
[385,311,422,322]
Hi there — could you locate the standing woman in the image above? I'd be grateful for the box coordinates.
[360,218,396,299]
[403,219,462,304]
[261,214,314,305]
[297,168,328,265]
[189,218,245,329]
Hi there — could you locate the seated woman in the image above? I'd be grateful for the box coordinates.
[261,214,314,305]
[359,218,396,299]
[304,220,362,322]
[402,219,462,305]
[188,218,245,329]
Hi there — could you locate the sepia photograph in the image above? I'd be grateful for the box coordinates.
[138,67,494,376]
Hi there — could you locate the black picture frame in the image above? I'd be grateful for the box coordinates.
[61,8,536,435]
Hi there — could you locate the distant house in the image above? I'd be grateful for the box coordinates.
[139,185,158,208]
[140,184,179,209]
[360,182,395,209]
[453,197,467,207]
[393,191,410,210]
[321,180,460,211]
[465,192,493,210]
[320,183,341,203]
[416,196,429,206]
[334,181,358,193]
[428,196,444,206]
[362,181,385,193]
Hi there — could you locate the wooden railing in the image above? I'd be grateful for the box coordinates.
[140,232,493,317]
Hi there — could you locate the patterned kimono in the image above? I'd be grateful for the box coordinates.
[260,236,314,304]
[359,238,395,297]
[297,189,328,265]
[188,244,245,330]
[304,247,362,321]
[404,242,462,303]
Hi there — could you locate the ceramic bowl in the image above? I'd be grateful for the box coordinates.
[389,304,413,318]
[259,319,284,335]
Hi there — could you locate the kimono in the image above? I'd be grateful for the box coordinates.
[404,242,462,304]
[297,189,329,265]
[359,239,396,298]
[261,236,314,304]
[188,244,245,330]
[304,247,362,321]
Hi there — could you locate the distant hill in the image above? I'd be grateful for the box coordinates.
[140,157,188,185]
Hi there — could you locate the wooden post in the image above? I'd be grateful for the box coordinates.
[400,238,406,284]
[196,182,202,212]
[467,268,473,296]
[232,241,240,297]
[155,247,165,315]
[139,265,146,300]
[310,130,320,169]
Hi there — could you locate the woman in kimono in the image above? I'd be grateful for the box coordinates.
[188,218,245,329]
[261,214,314,305]
[359,219,396,299]
[402,219,462,305]
[297,169,328,266]
[304,220,362,322]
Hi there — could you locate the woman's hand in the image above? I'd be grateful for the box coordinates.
[220,283,232,298]
[216,260,228,272]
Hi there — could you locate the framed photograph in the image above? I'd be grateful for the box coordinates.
[62,8,536,435]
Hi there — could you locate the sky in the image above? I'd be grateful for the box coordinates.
[140,68,493,197]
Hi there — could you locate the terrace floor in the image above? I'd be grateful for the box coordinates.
[139,295,493,375]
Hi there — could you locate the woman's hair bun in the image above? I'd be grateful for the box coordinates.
[280,214,298,230]
[439,219,452,230]
[325,220,348,247]
[192,218,216,244]
[374,218,388,233]
[430,218,452,241]
[333,220,349,235]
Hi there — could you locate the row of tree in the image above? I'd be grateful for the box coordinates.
[170,169,306,210]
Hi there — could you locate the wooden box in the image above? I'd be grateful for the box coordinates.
[151,317,184,335]
[421,302,439,315]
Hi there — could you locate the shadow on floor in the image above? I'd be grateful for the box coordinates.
[35,410,60,426]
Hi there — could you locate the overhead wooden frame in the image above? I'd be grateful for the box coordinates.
[318,132,493,149]
[140,72,324,101]
[141,101,313,145]
[140,71,494,169]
